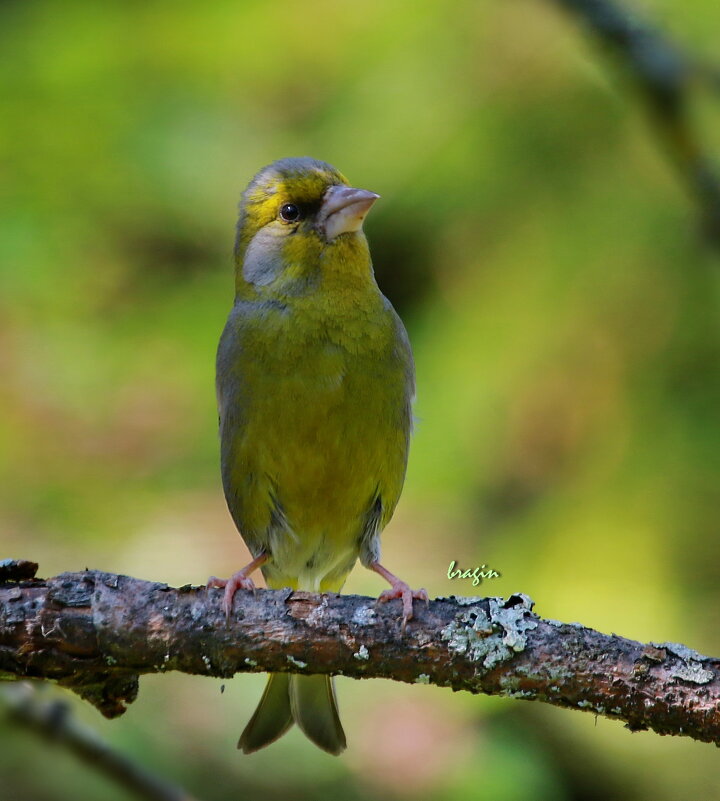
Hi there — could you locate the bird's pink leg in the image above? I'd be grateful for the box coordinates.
[370,562,429,628]
[207,552,269,621]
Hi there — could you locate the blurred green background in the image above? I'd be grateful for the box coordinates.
[2,0,720,799]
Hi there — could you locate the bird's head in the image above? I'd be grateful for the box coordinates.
[233,157,379,296]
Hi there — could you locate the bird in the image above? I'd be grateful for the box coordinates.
[208,157,427,755]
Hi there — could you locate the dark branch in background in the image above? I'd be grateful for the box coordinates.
[550,0,720,244]
[1,683,200,801]
[2,561,720,746]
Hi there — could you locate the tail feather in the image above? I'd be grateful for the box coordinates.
[238,673,346,755]
[290,674,346,755]
[238,673,293,754]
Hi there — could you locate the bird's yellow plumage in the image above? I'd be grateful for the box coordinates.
[211,157,426,755]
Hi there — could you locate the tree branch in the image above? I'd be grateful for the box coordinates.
[2,683,201,801]
[1,560,719,745]
[549,0,720,244]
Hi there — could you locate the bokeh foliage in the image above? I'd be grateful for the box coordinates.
[2,1,720,799]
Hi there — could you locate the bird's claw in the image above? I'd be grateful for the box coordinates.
[207,572,257,621]
[377,581,429,629]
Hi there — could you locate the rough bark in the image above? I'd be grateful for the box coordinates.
[1,560,719,745]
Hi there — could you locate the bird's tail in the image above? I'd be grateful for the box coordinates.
[290,674,346,755]
[238,673,346,755]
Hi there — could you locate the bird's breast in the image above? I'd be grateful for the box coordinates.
[218,296,411,586]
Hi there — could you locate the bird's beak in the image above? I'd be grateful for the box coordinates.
[320,185,380,241]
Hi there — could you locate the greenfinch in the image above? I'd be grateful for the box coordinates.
[209,157,427,755]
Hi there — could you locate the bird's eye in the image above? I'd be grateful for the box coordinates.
[279,203,302,222]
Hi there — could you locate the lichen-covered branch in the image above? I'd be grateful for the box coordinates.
[550,0,720,244]
[1,560,720,745]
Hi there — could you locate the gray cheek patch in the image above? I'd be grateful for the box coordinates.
[242,227,284,286]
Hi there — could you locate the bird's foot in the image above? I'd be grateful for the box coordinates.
[377,581,429,628]
[371,562,429,629]
[207,572,257,620]
[207,552,268,622]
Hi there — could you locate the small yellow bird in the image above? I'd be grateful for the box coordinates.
[209,157,427,755]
